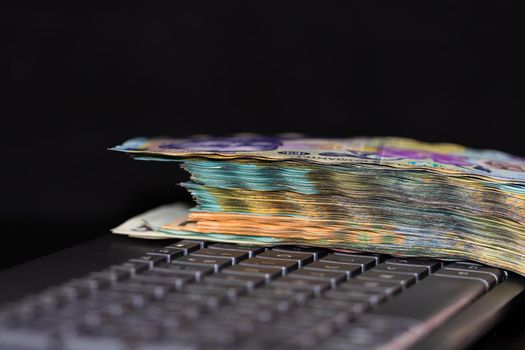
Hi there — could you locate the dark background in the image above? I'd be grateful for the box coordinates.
[3,1,525,268]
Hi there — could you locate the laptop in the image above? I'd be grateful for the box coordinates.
[0,233,523,350]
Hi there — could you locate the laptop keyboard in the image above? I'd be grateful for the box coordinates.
[0,240,507,350]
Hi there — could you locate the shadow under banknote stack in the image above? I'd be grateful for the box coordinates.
[112,136,525,276]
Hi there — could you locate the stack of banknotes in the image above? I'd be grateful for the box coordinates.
[111,136,525,276]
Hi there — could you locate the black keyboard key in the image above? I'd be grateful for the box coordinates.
[272,246,329,260]
[288,268,346,288]
[272,276,331,295]
[154,264,213,281]
[208,243,265,257]
[222,264,282,281]
[87,273,120,287]
[373,263,429,280]
[165,292,227,310]
[305,260,361,278]
[287,307,345,324]
[306,298,369,314]
[386,257,442,272]
[92,269,130,283]
[184,283,245,301]
[165,240,202,254]
[129,254,167,269]
[348,252,385,264]
[236,296,292,313]
[149,265,207,282]
[358,270,417,288]
[146,248,184,262]
[172,255,232,272]
[321,254,376,271]
[339,278,402,296]
[65,278,105,292]
[240,257,298,274]
[143,302,202,322]
[325,289,387,304]
[137,270,195,289]
[257,250,313,267]
[433,268,497,290]
[444,262,505,283]
[57,281,93,299]
[111,283,167,300]
[110,262,148,276]
[90,291,143,309]
[205,273,266,290]
[190,248,249,264]
[218,304,275,323]
[251,286,314,304]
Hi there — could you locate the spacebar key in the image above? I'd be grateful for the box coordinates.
[369,275,486,349]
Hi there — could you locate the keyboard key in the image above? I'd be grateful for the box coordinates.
[222,264,282,281]
[91,269,130,283]
[165,292,227,310]
[385,257,441,272]
[172,255,232,272]
[288,268,346,288]
[373,263,429,280]
[138,270,195,289]
[184,283,245,301]
[272,246,329,260]
[305,260,361,278]
[110,262,148,276]
[129,254,167,269]
[257,250,314,267]
[339,279,402,296]
[154,264,213,281]
[111,283,167,300]
[240,257,298,274]
[126,274,183,291]
[165,240,202,254]
[208,243,265,257]
[321,254,376,271]
[324,289,387,304]
[358,270,417,287]
[433,268,497,290]
[235,296,292,313]
[444,262,505,283]
[306,298,369,314]
[204,273,266,290]
[272,276,331,295]
[143,300,205,326]
[348,252,385,264]
[190,248,249,264]
[65,278,105,292]
[146,248,184,262]
[251,286,314,304]
[218,304,275,323]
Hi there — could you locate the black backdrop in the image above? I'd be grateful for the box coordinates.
[3,1,525,267]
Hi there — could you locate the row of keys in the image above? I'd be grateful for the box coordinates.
[0,240,507,350]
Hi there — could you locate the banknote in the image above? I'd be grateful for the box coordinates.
[112,136,525,181]
[111,135,525,276]
[112,203,285,245]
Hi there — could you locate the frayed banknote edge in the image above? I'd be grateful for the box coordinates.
[111,202,282,244]
[111,203,468,260]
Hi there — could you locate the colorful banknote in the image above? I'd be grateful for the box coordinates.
[112,136,525,275]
